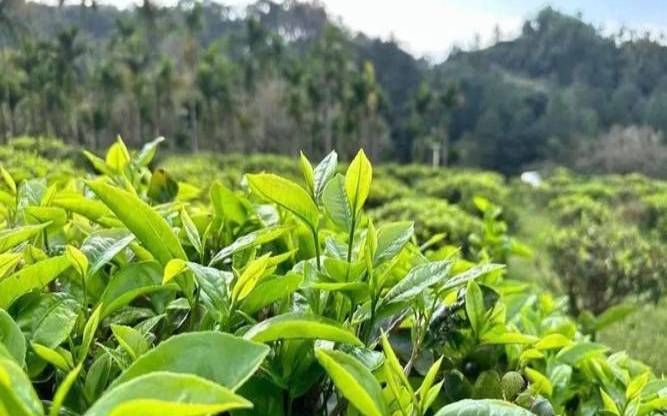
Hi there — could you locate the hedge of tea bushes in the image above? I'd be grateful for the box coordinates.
[0,138,664,415]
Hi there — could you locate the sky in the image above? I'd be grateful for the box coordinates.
[40,0,667,60]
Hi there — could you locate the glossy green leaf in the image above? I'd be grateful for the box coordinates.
[433,399,534,416]
[244,312,362,346]
[232,255,271,302]
[208,226,286,266]
[315,348,387,416]
[322,174,353,231]
[147,169,179,204]
[626,372,649,400]
[0,224,48,253]
[111,325,149,361]
[100,262,171,319]
[48,363,82,416]
[80,305,102,362]
[600,389,620,415]
[66,245,89,276]
[525,367,553,396]
[52,192,119,227]
[84,150,113,175]
[0,256,71,309]
[345,149,372,214]
[0,253,22,280]
[299,152,315,194]
[112,332,269,390]
[466,280,484,337]
[556,342,609,366]
[0,166,16,194]
[85,372,252,416]
[180,209,202,255]
[0,357,44,416]
[0,309,25,365]
[134,136,164,167]
[81,229,135,277]
[32,343,72,371]
[381,260,452,306]
[29,295,79,349]
[373,221,413,265]
[240,272,302,315]
[105,138,131,173]
[24,207,66,229]
[210,181,247,224]
[380,332,412,396]
[86,180,187,267]
[313,151,338,200]
[535,334,572,350]
[84,353,112,404]
[247,173,320,230]
[162,260,230,321]
[442,263,505,291]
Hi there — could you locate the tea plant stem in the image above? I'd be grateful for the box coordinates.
[188,289,200,331]
[312,227,321,271]
[81,273,88,318]
[312,227,322,314]
[346,217,356,263]
[285,391,293,416]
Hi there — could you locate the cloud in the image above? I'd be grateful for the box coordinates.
[320,0,523,60]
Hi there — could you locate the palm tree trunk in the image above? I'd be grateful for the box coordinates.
[190,98,198,152]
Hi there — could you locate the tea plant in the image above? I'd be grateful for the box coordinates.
[0,138,664,416]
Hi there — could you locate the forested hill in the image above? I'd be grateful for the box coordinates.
[438,7,667,173]
[2,1,667,175]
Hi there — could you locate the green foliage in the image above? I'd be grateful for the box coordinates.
[415,171,509,216]
[599,300,667,375]
[549,220,666,315]
[371,197,482,256]
[0,138,661,416]
[6,3,667,174]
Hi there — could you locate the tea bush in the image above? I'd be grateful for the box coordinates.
[0,138,664,416]
[369,196,482,254]
[0,139,78,183]
[415,171,510,216]
[549,220,666,315]
[547,194,612,225]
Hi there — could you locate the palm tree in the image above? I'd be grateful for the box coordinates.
[181,0,203,152]
[0,0,26,141]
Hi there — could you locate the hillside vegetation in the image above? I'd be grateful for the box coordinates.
[0,137,665,415]
[2,2,667,175]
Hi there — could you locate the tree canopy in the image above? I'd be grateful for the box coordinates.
[1,1,667,174]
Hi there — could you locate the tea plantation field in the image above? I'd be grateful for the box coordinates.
[0,136,665,416]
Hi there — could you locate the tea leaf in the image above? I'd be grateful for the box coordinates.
[381,260,452,306]
[0,309,26,365]
[373,221,414,265]
[466,280,484,337]
[112,332,269,390]
[0,256,71,309]
[345,150,372,214]
[248,173,320,230]
[85,372,252,416]
[210,181,247,224]
[0,357,44,416]
[315,348,387,416]
[49,363,83,416]
[433,399,533,416]
[322,174,353,230]
[244,312,363,346]
[313,150,338,200]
